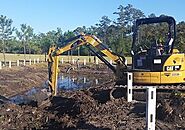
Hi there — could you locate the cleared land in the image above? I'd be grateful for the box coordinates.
[0,63,185,129]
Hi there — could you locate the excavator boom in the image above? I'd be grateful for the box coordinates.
[47,34,127,95]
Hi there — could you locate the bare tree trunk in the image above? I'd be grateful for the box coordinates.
[23,41,26,59]
[45,52,47,62]
[68,51,70,63]
[2,40,6,66]
[29,44,31,59]
[77,47,80,56]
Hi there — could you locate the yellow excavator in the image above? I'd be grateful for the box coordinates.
[132,16,185,84]
[48,16,185,96]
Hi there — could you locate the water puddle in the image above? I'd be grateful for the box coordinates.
[9,73,100,105]
[57,74,100,91]
[10,87,49,106]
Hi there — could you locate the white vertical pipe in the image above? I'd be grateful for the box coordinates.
[127,72,133,102]
[84,59,86,66]
[95,79,98,85]
[17,60,19,66]
[83,77,86,83]
[146,87,156,130]
[0,61,2,69]
[29,59,32,65]
[61,75,64,80]
[37,58,39,63]
[23,59,26,66]
[9,61,11,68]
[34,59,36,64]
[61,58,64,64]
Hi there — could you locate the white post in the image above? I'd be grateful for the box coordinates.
[17,60,19,66]
[29,59,32,65]
[61,75,64,80]
[72,59,75,64]
[37,58,39,63]
[23,59,26,66]
[95,79,98,85]
[9,61,11,68]
[34,59,36,64]
[127,72,133,102]
[0,61,2,69]
[83,77,86,83]
[96,59,99,65]
[61,58,64,64]
[83,59,86,66]
[146,87,156,130]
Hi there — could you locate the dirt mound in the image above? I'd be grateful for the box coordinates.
[157,94,185,129]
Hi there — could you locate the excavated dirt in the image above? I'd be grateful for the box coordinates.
[0,63,185,130]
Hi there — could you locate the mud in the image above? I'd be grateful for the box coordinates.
[0,63,185,129]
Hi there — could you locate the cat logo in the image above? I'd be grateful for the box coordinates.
[164,65,181,71]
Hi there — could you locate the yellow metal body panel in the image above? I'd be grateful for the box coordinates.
[134,53,185,84]
[163,54,185,70]
[134,71,185,84]
[133,72,160,84]
[160,71,185,84]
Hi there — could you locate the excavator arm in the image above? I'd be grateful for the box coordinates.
[47,33,127,95]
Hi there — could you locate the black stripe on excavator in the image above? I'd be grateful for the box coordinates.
[94,43,126,66]
[87,45,116,73]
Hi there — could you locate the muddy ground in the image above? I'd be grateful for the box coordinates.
[0,63,185,130]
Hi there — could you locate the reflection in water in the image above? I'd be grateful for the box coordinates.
[9,74,100,105]
[57,74,99,91]
[10,87,39,105]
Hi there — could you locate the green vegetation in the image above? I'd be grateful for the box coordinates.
[0,4,185,62]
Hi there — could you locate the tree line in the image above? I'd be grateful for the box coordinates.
[0,4,185,62]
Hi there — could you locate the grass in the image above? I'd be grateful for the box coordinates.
[0,53,132,64]
[0,53,46,61]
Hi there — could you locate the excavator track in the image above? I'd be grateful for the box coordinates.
[116,84,185,92]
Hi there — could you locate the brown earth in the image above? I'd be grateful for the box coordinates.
[0,63,48,97]
[0,63,185,130]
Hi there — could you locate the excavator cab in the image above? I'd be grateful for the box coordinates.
[131,16,185,84]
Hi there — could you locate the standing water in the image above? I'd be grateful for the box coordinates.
[9,73,100,105]
[57,73,99,91]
